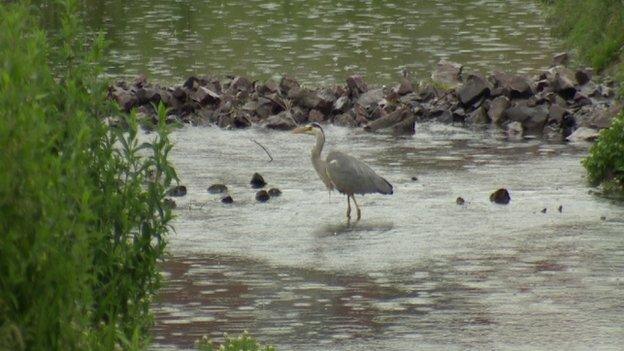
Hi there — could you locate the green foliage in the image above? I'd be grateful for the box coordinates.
[542,0,624,72]
[196,333,276,351]
[583,112,624,195]
[0,1,176,350]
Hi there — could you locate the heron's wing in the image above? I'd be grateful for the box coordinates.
[326,150,393,195]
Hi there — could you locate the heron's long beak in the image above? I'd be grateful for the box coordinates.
[292,126,307,134]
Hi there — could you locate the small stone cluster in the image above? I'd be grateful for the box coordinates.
[108,54,620,141]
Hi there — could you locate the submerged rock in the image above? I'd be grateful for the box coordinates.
[250,173,267,188]
[255,190,270,202]
[221,195,234,204]
[268,188,282,197]
[490,188,511,205]
[566,127,600,142]
[265,111,296,130]
[457,74,490,106]
[456,197,465,205]
[163,198,177,209]
[208,184,228,194]
[167,185,187,197]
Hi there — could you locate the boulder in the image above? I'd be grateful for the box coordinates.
[316,89,336,113]
[279,76,300,95]
[294,88,321,109]
[467,106,489,124]
[110,87,138,112]
[230,76,253,93]
[333,95,351,113]
[507,75,533,98]
[552,52,569,66]
[548,104,568,125]
[457,74,490,106]
[505,105,548,133]
[588,103,622,129]
[221,195,234,204]
[357,88,384,108]
[346,75,368,96]
[192,86,221,106]
[488,96,510,124]
[490,188,511,205]
[396,78,414,95]
[334,113,357,127]
[566,127,600,142]
[506,121,523,139]
[265,111,296,130]
[308,109,325,123]
[392,114,416,136]
[575,68,593,85]
[431,60,463,87]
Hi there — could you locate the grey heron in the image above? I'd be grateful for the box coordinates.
[293,123,393,220]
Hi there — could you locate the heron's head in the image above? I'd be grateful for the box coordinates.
[292,122,324,137]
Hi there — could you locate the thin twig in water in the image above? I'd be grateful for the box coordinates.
[250,138,274,162]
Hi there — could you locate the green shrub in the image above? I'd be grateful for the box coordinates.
[583,112,624,195]
[196,333,276,351]
[0,1,176,350]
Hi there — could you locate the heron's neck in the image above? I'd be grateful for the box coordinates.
[311,130,325,161]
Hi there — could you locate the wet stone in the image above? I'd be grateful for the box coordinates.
[268,188,282,197]
[221,195,234,204]
[167,185,187,197]
[250,173,267,188]
[255,190,270,202]
[208,184,228,194]
[490,188,511,205]
[456,197,465,205]
[163,198,177,209]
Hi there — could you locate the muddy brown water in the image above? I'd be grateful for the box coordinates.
[150,124,624,350]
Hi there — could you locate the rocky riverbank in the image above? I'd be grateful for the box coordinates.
[108,54,621,142]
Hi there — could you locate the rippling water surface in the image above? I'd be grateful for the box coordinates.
[150,124,624,350]
[82,0,561,84]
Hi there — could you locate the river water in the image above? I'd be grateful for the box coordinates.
[83,0,560,84]
[151,124,624,350]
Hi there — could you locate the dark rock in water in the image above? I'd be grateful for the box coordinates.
[172,86,187,101]
[163,198,177,209]
[255,190,270,202]
[438,110,453,123]
[550,70,577,99]
[456,197,465,205]
[221,195,234,204]
[250,173,266,188]
[490,188,511,205]
[208,184,228,194]
[268,188,282,197]
[295,88,321,109]
[431,59,463,87]
[291,106,308,124]
[334,113,357,127]
[541,208,547,214]
[183,76,200,90]
[265,111,296,130]
[168,185,187,197]
[135,87,161,105]
[558,205,563,213]
[411,176,418,181]
[256,79,279,95]
[553,52,569,66]
[561,115,577,138]
[192,86,220,106]
[566,127,599,142]
[505,106,548,133]
[392,114,416,136]
[279,76,300,95]
[457,74,490,106]
[346,75,368,96]
[316,89,336,113]
[488,96,510,124]
[308,109,326,123]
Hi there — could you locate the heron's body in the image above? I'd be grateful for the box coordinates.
[294,123,393,220]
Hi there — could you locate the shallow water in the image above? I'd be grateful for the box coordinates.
[151,124,624,351]
[81,0,560,84]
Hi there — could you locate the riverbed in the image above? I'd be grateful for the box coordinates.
[151,124,624,350]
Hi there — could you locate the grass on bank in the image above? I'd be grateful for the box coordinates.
[0,1,176,350]
[542,0,624,195]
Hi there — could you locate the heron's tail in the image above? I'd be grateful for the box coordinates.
[375,176,393,195]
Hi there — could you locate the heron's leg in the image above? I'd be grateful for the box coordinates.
[351,195,361,220]
[346,195,351,220]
